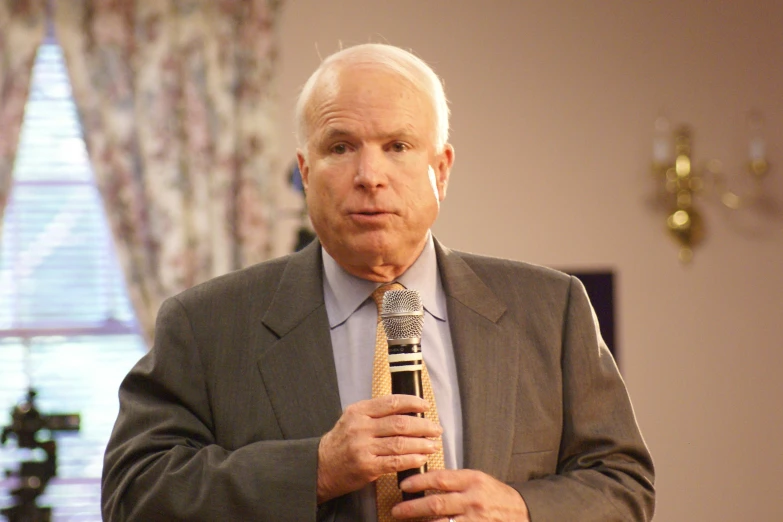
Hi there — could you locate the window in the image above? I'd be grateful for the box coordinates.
[0,41,145,520]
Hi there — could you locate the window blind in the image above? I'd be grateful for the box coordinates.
[0,44,136,336]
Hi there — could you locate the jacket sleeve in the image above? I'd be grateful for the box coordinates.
[512,276,655,521]
[101,296,321,522]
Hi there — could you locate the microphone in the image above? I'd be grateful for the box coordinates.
[380,288,427,500]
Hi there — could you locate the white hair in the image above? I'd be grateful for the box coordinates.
[295,43,450,153]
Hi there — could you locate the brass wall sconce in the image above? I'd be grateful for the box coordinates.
[650,114,772,262]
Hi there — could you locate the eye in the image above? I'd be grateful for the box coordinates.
[390,142,409,153]
[330,143,348,155]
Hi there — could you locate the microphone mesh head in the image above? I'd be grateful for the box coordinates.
[381,289,424,340]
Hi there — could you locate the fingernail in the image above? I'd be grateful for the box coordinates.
[400,478,411,491]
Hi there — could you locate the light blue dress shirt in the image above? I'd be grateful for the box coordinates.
[322,232,463,521]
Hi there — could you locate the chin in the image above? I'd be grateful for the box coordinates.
[356,234,426,266]
[352,241,395,264]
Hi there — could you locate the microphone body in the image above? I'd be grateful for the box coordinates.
[388,341,427,496]
[381,289,427,501]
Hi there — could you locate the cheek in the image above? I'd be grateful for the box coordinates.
[305,176,328,208]
[307,172,346,219]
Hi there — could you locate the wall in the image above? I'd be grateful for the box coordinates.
[274,1,783,521]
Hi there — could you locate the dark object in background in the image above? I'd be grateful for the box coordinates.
[289,161,305,193]
[566,271,617,366]
[294,227,316,252]
[288,160,317,252]
[1,389,80,522]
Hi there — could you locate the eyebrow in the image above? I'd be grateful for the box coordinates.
[321,127,355,142]
[320,126,418,143]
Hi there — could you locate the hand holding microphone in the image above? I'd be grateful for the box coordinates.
[315,288,441,505]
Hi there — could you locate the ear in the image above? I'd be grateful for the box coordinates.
[433,144,455,201]
[296,149,310,191]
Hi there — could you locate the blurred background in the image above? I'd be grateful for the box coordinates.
[0,1,781,520]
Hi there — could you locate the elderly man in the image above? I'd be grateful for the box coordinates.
[102,43,654,521]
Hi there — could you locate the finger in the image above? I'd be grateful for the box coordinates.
[361,394,430,418]
[400,469,469,493]
[391,491,463,520]
[351,394,428,418]
[371,435,440,456]
[374,453,430,476]
[374,414,443,438]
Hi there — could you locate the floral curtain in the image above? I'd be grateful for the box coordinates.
[53,0,282,345]
[0,0,45,234]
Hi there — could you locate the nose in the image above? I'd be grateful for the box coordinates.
[355,146,388,190]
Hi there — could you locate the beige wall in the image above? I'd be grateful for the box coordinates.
[274,1,783,520]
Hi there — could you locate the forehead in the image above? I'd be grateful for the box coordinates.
[306,65,435,140]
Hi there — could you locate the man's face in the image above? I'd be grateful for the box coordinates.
[297,66,454,281]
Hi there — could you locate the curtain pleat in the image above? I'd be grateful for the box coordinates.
[0,0,46,234]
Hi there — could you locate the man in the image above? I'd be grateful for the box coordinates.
[102,43,654,521]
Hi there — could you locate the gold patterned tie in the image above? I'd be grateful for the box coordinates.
[371,283,444,522]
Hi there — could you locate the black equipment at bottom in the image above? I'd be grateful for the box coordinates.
[1,389,80,522]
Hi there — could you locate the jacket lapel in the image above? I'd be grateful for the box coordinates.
[434,239,519,478]
[257,240,343,439]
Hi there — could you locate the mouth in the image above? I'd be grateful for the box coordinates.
[349,207,393,216]
[348,209,394,224]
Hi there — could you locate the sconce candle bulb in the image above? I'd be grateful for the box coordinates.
[749,138,765,162]
[653,116,673,164]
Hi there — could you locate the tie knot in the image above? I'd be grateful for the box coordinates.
[371,282,405,314]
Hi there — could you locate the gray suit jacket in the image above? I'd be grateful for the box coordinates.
[102,239,654,521]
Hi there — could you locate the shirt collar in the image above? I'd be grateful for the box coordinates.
[322,232,447,328]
